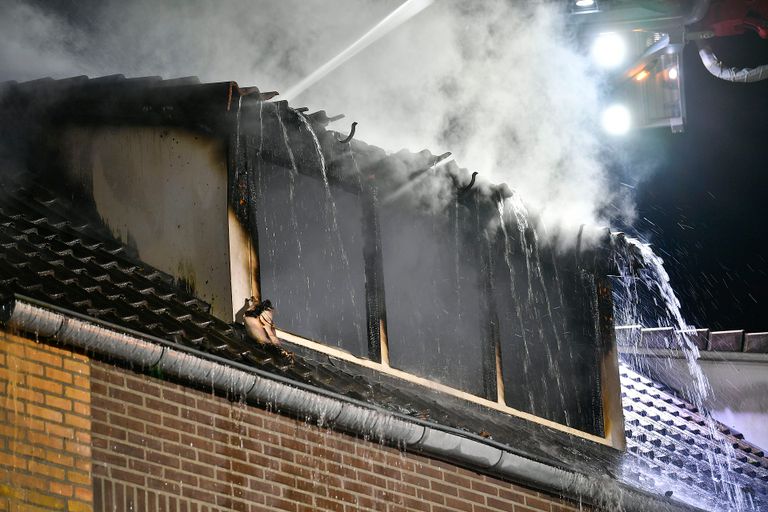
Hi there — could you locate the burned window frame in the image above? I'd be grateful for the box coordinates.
[233,98,624,446]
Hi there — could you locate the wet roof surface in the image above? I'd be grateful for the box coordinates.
[1,75,767,510]
[620,366,768,503]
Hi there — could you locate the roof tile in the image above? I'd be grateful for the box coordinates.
[744,332,768,353]
[707,330,745,351]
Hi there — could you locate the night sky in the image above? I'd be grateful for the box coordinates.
[632,32,768,331]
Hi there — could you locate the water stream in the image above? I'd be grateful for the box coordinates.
[501,195,566,421]
[613,235,748,511]
[281,0,434,101]
[294,114,361,337]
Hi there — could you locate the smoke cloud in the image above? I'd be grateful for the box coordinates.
[0,0,634,239]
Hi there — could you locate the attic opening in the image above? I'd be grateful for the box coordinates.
[233,96,621,444]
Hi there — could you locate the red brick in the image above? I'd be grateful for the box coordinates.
[163,441,196,460]
[264,468,296,488]
[108,387,144,406]
[45,366,73,384]
[93,422,127,440]
[28,431,64,450]
[72,374,89,390]
[145,424,180,443]
[145,397,178,416]
[96,369,125,386]
[431,480,459,497]
[128,458,164,477]
[387,480,417,497]
[162,416,197,434]
[28,459,66,480]
[314,497,345,512]
[445,497,473,511]
[342,480,373,496]
[281,436,309,453]
[126,404,161,424]
[165,467,198,487]
[282,488,313,506]
[180,433,212,453]
[45,422,74,439]
[127,432,162,451]
[372,462,402,480]
[72,400,89,416]
[146,450,180,469]
[498,488,526,504]
[180,486,216,504]
[525,495,554,511]
[402,472,431,489]
[197,425,229,444]
[68,469,93,486]
[357,470,386,489]
[471,480,499,496]
[280,461,313,480]
[26,402,63,422]
[9,386,45,404]
[26,375,62,395]
[64,387,90,403]
[26,348,62,368]
[162,388,197,407]
[180,459,215,479]
[45,394,72,411]
[198,450,231,469]
[64,412,89,430]
[401,497,431,512]
[415,487,445,505]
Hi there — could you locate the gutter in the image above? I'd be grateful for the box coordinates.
[1,294,704,512]
[620,346,768,364]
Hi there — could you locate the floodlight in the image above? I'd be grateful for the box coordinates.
[591,32,627,69]
[601,104,631,135]
[668,66,679,80]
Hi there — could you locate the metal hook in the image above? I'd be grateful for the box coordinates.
[337,122,358,143]
[458,172,478,196]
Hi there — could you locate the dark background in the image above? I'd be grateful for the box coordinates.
[630,32,768,331]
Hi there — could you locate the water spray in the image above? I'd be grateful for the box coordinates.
[380,151,453,206]
[281,0,434,101]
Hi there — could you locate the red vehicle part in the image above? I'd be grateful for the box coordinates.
[698,0,768,39]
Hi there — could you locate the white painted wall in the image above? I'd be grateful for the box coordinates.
[61,126,252,322]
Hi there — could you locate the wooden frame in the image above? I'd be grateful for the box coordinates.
[276,327,617,447]
[238,109,625,450]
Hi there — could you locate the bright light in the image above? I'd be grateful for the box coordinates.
[575,0,595,6]
[591,32,627,69]
[668,66,679,80]
[634,69,650,82]
[601,104,631,135]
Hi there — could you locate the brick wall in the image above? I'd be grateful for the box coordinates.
[90,361,590,512]
[0,332,92,512]
[1,329,593,512]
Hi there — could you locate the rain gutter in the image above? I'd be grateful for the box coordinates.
[1,294,705,512]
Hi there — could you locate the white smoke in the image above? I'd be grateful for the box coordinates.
[0,0,634,238]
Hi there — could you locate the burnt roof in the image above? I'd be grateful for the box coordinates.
[1,75,766,511]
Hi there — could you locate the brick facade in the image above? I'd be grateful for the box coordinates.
[2,330,590,512]
[0,332,92,512]
[89,363,588,512]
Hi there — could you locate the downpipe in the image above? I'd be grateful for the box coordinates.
[1,295,702,512]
